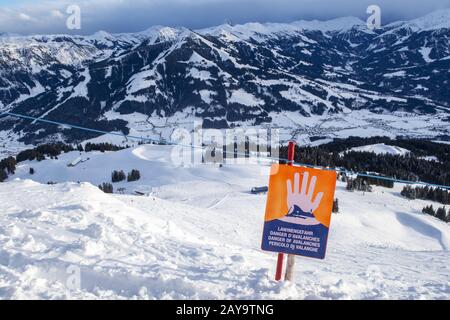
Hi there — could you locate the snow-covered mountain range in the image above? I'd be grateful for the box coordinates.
[0,10,450,147]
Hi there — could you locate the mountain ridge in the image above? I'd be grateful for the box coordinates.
[0,9,449,147]
[3,8,450,40]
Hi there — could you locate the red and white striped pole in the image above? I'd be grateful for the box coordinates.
[275,141,296,281]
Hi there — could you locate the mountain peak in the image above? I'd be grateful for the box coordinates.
[92,30,112,38]
[409,8,450,30]
[385,9,450,32]
[136,25,189,42]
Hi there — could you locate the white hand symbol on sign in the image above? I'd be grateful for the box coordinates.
[287,172,323,214]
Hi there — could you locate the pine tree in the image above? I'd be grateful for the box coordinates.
[346,179,354,191]
[0,169,7,182]
[422,205,436,216]
[436,207,447,221]
[127,169,141,182]
[36,153,45,161]
[401,186,416,200]
[0,156,17,174]
[111,170,126,183]
[346,178,372,192]
[99,183,114,194]
[402,186,449,205]
[332,198,339,213]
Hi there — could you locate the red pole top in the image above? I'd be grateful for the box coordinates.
[287,141,296,166]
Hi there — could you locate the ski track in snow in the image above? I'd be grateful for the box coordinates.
[0,145,449,300]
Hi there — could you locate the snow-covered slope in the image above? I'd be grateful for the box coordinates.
[347,143,410,156]
[0,145,449,299]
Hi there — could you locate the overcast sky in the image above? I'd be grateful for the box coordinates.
[1,0,450,35]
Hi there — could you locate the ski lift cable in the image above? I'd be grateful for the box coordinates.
[1,111,450,190]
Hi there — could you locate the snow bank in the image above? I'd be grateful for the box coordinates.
[0,179,298,299]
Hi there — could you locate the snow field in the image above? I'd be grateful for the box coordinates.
[0,145,449,299]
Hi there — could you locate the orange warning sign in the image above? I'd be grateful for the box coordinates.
[262,164,337,259]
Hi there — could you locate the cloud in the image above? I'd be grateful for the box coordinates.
[0,0,449,35]
[18,12,32,21]
[50,9,64,19]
